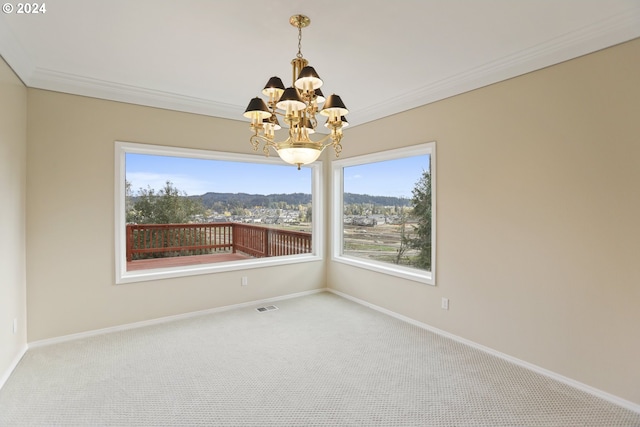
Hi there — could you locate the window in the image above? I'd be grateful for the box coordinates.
[115,141,322,284]
[331,143,435,285]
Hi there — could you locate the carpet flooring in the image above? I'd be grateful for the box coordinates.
[1,292,638,426]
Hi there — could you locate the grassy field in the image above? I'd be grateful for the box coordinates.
[272,220,424,269]
[343,223,420,267]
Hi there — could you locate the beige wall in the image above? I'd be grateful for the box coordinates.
[328,39,640,405]
[26,91,325,342]
[0,57,27,381]
[19,38,640,405]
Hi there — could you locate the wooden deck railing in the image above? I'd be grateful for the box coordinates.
[232,223,313,258]
[126,222,312,261]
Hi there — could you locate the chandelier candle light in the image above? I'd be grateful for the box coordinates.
[243,14,349,170]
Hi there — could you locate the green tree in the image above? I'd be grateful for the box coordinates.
[125,180,134,221]
[126,181,206,259]
[394,206,410,265]
[302,205,312,223]
[129,181,204,224]
[408,170,432,270]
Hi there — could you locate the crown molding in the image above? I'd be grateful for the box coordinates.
[0,14,34,84]
[3,7,639,126]
[350,8,640,126]
[28,67,246,119]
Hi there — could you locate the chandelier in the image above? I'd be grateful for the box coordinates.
[243,14,349,170]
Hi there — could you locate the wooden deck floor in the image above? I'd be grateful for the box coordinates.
[127,253,251,271]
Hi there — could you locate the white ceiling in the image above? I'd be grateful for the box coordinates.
[1,0,639,128]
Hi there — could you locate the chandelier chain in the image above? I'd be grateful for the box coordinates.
[297,25,303,58]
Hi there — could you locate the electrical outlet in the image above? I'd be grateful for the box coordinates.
[13,318,17,334]
[241,276,248,286]
[441,298,449,310]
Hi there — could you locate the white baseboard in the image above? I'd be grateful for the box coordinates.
[21,287,640,414]
[327,288,640,414]
[29,288,327,349]
[0,344,28,391]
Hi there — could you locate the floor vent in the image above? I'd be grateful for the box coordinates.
[255,305,279,313]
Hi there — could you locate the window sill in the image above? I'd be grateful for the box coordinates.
[332,255,434,285]
[116,253,321,284]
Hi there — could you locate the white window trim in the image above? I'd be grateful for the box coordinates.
[331,142,436,285]
[114,141,323,284]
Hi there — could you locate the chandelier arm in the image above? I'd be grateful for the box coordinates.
[308,132,333,148]
[333,141,343,157]
[250,133,276,151]
[309,115,318,130]
[249,132,261,152]
[253,130,340,149]
[332,133,343,157]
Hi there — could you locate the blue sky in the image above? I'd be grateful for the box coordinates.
[126,153,430,198]
[343,155,430,198]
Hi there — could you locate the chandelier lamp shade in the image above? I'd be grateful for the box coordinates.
[243,14,349,169]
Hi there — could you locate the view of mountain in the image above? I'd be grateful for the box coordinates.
[191,192,311,209]
[343,193,410,207]
[187,192,410,209]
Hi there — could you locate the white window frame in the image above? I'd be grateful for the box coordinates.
[331,142,436,285]
[115,141,323,284]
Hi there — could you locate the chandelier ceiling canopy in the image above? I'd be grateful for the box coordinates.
[243,15,349,169]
